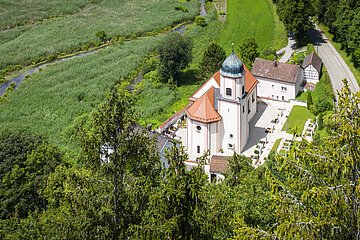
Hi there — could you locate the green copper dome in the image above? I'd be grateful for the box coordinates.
[220,51,244,78]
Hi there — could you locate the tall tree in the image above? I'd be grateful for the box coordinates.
[158,33,192,85]
[199,43,226,80]
[277,0,314,44]
[238,37,259,68]
[76,82,161,239]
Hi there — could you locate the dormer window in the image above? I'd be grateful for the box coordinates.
[226,88,232,96]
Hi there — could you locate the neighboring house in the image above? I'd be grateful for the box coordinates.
[301,51,322,84]
[185,51,258,161]
[251,58,303,101]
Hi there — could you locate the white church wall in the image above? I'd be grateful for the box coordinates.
[247,88,257,122]
[187,118,209,159]
[209,122,220,155]
[256,76,296,101]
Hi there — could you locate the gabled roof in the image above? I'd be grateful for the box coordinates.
[251,58,301,84]
[244,64,258,93]
[302,51,322,72]
[189,72,220,101]
[186,87,221,124]
[209,155,229,174]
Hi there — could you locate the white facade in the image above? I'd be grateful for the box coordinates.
[256,71,303,101]
[303,65,319,84]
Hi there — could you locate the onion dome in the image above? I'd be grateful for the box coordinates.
[220,50,244,78]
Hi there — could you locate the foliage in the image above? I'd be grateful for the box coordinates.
[282,106,315,133]
[317,112,324,130]
[199,43,226,80]
[158,33,193,84]
[314,0,360,74]
[195,16,207,27]
[135,147,207,239]
[307,91,313,110]
[232,80,360,239]
[95,30,109,42]
[218,0,287,54]
[276,0,314,44]
[75,83,161,238]
[0,130,62,219]
[238,37,260,68]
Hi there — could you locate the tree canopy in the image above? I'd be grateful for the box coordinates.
[199,43,226,80]
[238,37,259,68]
[158,33,192,84]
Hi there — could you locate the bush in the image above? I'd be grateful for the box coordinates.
[175,6,189,12]
[195,16,207,27]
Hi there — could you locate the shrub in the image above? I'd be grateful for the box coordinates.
[175,6,189,12]
[195,16,207,27]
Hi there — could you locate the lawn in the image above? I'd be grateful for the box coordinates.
[0,37,163,150]
[282,106,315,134]
[0,0,198,69]
[271,138,282,153]
[218,0,287,54]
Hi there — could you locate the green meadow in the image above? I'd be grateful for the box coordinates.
[0,37,163,149]
[218,0,286,54]
[0,0,198,69]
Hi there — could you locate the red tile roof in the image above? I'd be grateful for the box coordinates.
[186,87,221,123]
[244,65,258,93]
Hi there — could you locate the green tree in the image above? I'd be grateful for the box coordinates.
[239,37,259,68]
[277,0,314,44]
[136,147,207,239]
[0,130,62,219]
[158,33,192,84]
[199,43,226,80]
[317,112,324,130]
[76,82,161,239]
[231,80,360,239]
[307,91,313,110]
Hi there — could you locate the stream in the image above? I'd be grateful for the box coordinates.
[0,0,207,97]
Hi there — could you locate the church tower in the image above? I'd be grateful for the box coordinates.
[217,50,249,153]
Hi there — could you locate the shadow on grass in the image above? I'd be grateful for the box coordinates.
[176,68,201,86]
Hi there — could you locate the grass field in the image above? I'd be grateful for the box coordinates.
[218,0,286,54]
[282,106,315,133]
[0,0,198,69]
[0,37,163,149]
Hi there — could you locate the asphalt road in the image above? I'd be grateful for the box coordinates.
[307,25,360,99]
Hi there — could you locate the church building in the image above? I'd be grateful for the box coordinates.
[185,51,258,161]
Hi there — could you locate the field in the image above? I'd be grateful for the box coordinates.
[0,37,163,149]
[218,0,287,54]
[0,0,198,69]
[282,106,315,133]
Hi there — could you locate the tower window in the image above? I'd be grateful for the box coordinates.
[226,88,232,96]
[197,146,200,154]
[196,125,202,132]
[242,105,245,113]
[252,92,255,102]
[242,85,245,96]
[229,134,233,139]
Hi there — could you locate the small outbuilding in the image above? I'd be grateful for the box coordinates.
[301,51,322,84]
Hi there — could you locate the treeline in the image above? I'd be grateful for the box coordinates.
[313,0,360,67]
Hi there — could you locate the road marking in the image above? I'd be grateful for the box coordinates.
[334,56,342,67]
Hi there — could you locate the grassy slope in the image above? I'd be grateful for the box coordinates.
[136,9,223,127]
[318,23,360,85]
[0,37,163,149]
[282,106,315,133]
[218,0,286,54]
[0,0,198,69]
